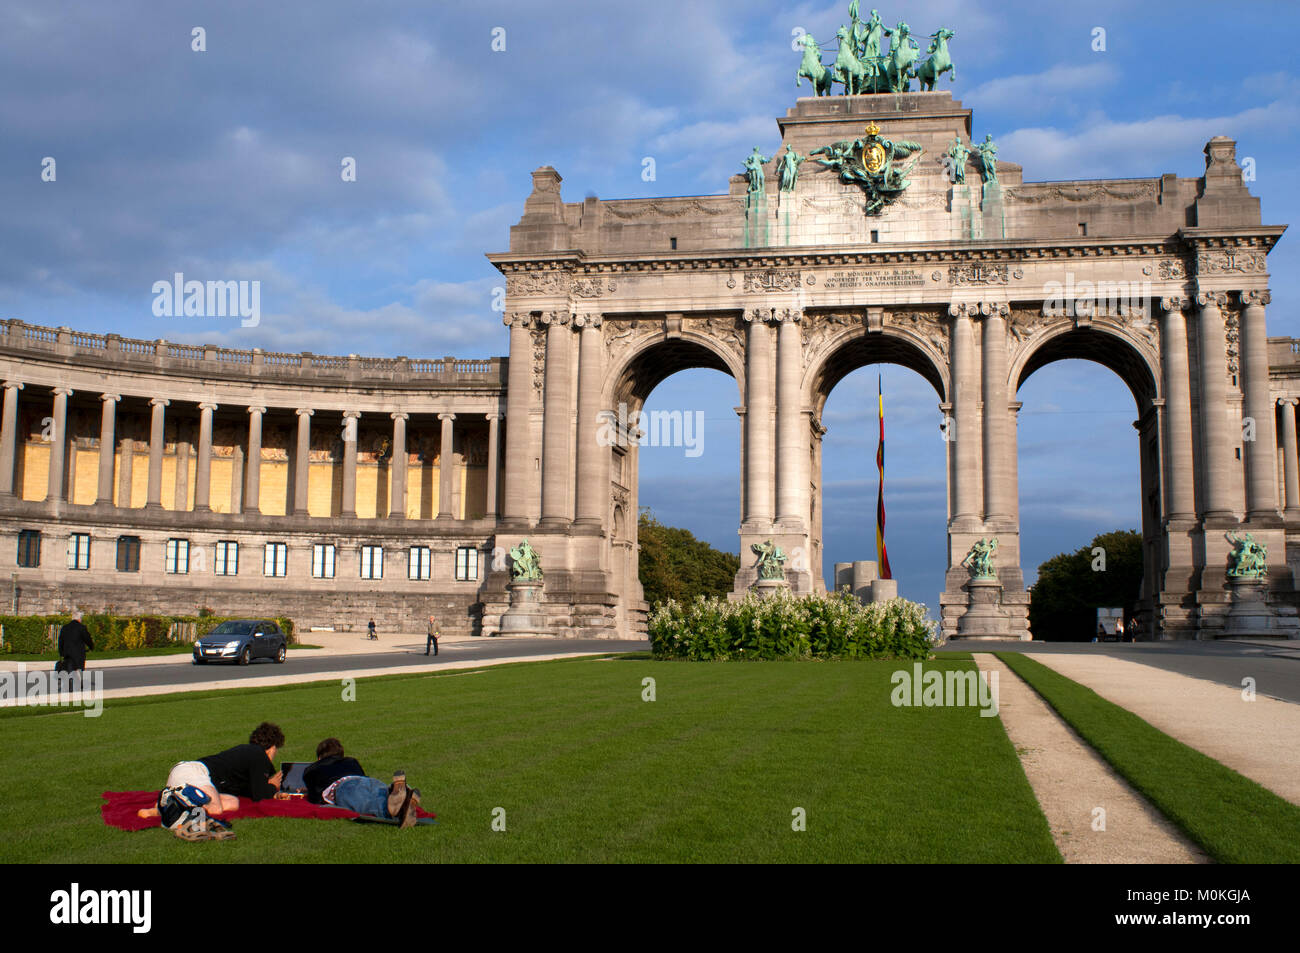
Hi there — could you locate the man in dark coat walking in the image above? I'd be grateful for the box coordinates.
[57,610,94,677]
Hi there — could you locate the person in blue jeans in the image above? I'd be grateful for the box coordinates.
[302,738,422,828]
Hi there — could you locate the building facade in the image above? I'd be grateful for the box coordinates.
[0,91,1293,640]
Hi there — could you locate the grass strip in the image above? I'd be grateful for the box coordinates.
[997,651,1300,864]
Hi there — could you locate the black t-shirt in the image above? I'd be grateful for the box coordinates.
[199,744,277,801]
[302,755,366,805]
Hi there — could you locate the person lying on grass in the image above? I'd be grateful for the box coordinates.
[303,737,423,829]
[137,721,285,820]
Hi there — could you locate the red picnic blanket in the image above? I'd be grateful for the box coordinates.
[102,790,435,832]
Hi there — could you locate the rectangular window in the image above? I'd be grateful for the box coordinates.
[214,540,239,576]
[455,546,479,582]
[116,536,140,573]
[165,538,190,575]
[264,542,288,577]
[409,546,432,581]
[360,545,384,580]
[312,544,336,579]
[67,532,91,571]
[17,530,40,568]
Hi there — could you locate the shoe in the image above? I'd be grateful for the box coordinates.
[207,817,236,840]
[387,771,407,818]
[399,787,421,829]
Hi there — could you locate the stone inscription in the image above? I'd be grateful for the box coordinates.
[822,269,925,290]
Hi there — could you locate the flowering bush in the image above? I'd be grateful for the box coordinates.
[649,589,939,661]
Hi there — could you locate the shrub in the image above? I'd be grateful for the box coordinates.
[0,616,55,654]
[649,589,938,661]
[123,620,146,650]
[0,611,296,654]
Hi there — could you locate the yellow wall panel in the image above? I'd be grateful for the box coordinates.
[307,462,338,517]
[130,454,148,508]
[259,462,288,516]
[72,449,98,505]
[22,444,49,501]
[210,458,233,514]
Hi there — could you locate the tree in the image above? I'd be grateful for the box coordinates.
[637,509,740,608]
[1028,529,1143,641]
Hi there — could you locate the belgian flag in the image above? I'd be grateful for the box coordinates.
[876,374,892,579]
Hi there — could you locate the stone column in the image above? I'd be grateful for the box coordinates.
[981,303,1011,521]
[341,411,360,517]
[96,394,119,504]
[540,312,573,526]
[294,408,313,516]
[194,402,217,511]
[1196,292,1234,519]
[437,413,455,520]
[949,304,980,523]
[485,412,502,519]
[503,313,533,521]
[776,310,807,526]
[1007,401,1022,524]
[744,310,774,524]
[1159,298,1196,520]
[574,315,606,527]
[0,382,21,497]
[1280,399,1299,516]
[47,387,72,503]
[1241,290,1278,520]
[389,412,408,519]
[245,406,265,514]
[146,397,168,509]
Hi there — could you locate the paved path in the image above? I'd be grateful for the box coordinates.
[967,639,1300,704]
[973,654,1207,864]
[1027,652,1300,807]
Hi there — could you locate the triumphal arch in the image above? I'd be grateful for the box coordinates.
[488,23,1290,642]
[1,12,1292,642]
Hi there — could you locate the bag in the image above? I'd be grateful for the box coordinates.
[54,658,67,674]
[157,784,233,841]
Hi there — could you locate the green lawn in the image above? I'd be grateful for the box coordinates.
[0,656,1060,863]
[999,651,1300,864]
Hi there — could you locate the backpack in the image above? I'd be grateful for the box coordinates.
[157,785,235,841]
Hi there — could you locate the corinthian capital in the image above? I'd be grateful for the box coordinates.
[1159,296,1189,314]
[1196,291,1230,309]
[573,312,603,329]
[1243,289,1271,307]
[504,311,534,329]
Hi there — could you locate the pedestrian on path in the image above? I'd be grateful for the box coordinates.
[367,619,377,641]
[425,614,439,656]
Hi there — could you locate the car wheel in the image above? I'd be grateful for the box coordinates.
[238,646,251,666]
[275,644,286,664]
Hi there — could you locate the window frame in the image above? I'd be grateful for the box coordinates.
[165,538,190,575]
[360,545,384,580]
[115,535,141,573]
[214,540,239,576]
[263,542,288,578]
[312,543,336,579]
[67,532,91,571]
[408,545,432,581]
[455,546,479,582]
[17,530,41,568]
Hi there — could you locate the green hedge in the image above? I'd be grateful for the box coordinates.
[0,612,297,654]
[649,589,938,661]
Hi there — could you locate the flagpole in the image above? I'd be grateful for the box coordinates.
[876,371,892,579]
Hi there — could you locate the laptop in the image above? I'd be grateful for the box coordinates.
[279,761,313,797]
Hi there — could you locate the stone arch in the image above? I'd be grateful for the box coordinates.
[603,326,744,410]
[1010,318,1164,639]
[1009,319,1160,406]
[803,320,949,416]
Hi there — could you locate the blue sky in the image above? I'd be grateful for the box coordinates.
[3,0,1297,612]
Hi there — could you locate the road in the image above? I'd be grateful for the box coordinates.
[972,639,1300,704]
[94,638,650,693]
